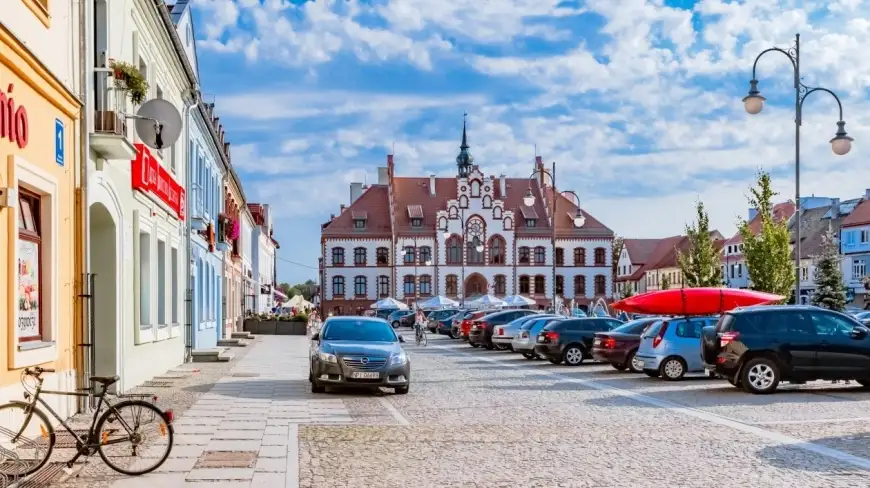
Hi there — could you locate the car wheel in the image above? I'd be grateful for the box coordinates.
[470,343,480,348]
[643,369,660,378]
[660,357,686,381]
[451,330,461,339]
[626,350,643,374]
[611,363,627,371]
[311,380,325,394]
[548,358,562,365]
[741,357,780,394]
[522,352,535,360]
[563,345,585,366]
[484,343,495,350]
[395,386,409,395]
[392,321,400,329]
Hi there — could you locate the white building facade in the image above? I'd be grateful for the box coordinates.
[250,204,278,313]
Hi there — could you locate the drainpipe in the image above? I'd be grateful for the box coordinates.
[183,89,201,360]
[77,0,93,412]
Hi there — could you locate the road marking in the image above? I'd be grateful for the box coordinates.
[378,396,410,425]
[754,417,870,425]
[432,345,870,471]
[286,423,300,488]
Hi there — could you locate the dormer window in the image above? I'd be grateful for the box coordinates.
[352,210,367,229]
[520,206,538,228]
[407,205,423,228]
[411,218,422,228]
[525,219,537,228]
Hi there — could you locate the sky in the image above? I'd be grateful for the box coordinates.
[188,0,870,285]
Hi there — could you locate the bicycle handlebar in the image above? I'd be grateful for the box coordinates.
[24,366,55,376]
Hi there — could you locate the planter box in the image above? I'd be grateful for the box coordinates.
[244,319,305,335]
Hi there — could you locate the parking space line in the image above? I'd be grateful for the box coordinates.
[378,396,410,425]
[432,345,870,471]
[753,417,870,425]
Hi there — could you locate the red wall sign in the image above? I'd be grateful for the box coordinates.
[131,143,185,221]
[0,83,29,149]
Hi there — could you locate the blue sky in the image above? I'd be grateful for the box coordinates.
[188,0,870,284]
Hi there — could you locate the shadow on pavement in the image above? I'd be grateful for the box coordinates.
[183,379,399,399]
[755,432,870,473]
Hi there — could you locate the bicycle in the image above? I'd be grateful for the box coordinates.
[414,322,428,346]
[0,366,175,480]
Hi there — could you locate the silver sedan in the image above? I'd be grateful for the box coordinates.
[493,314,556,350]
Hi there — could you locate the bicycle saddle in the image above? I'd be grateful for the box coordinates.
[90,375,120,386]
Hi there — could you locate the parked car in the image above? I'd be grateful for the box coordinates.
[374,309,393,320]
[591,317,663,373]
[388,310,414,329]
[512,316,565,359]
[469,310,540,349]
[309,316,410,394]
[492,313,548,349]
[426,309,461,333]
[534,317,624,365]
[456,309,500,341]
[635,315,719,380]
[702,305,870,394]
[851,311,870,326]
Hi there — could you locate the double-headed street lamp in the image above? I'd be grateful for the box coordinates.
[523,161,586,311]
[398,236,432,309]
[742,33,854,303]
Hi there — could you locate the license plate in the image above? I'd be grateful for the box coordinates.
[635,360,644,368]
[350,372,380,379]
[537,336,545,343]
[593,338,601,345]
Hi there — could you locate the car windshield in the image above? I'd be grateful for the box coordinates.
[322,319,397,342]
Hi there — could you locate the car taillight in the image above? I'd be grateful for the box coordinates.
[545,331,559,342]
[719,331,740,346]
[652,322,668,348]
[497,327,504,335]
[478,322,488,330]
[603,337,617,348]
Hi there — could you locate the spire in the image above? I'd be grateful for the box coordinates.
[456,112,473,177]
[460,113,469,151]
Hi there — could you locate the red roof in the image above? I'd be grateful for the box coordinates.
[725,202,795,245]
[842,199,870,228]
[617,231,724,281]
[392,177,456,233]
[622,238,662,265]
[322,185,392,237]
[542,187,613,237]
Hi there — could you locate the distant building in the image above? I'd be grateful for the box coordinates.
[722,202,796,289]
[840,190,870,307]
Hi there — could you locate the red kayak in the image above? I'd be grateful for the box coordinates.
[611,287,784,316]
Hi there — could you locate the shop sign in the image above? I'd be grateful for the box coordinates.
[1,83,29,149]
[131,143,185,220]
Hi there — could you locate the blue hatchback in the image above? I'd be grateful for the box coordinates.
[635,316,719,381]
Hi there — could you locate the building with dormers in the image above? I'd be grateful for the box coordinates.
[320,122,615,315]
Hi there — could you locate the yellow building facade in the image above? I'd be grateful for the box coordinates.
[0,22,81,419]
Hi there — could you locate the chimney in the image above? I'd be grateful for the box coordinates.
[831,198,840,218]
[499,174,506,197]
[350,182,363,204]
[224,142,231,163]
[429,175,436,196]
[865,188,870,200]
[377,167,389,185]
[748,208,758,221]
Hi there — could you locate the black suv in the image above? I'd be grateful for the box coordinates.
[535,317,623,365]
[701,305,870,394]
[468,310,539,349]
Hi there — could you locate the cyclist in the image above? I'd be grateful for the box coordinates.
[414,309,427,345]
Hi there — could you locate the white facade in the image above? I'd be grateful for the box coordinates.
[722,242,749,289]
[615,247,643,295]
[86,0,193,390]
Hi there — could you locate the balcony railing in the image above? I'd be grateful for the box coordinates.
[94,68,127,137]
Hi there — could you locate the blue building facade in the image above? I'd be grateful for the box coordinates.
[840,195,870,307]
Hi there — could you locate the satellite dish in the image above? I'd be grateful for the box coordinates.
[135,98,182,150]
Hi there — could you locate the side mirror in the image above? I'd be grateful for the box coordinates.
[398,335,406,343]
[851,327,868,340]
[311,332,320,341]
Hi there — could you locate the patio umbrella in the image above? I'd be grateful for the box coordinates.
[370,297,409,310]
[468,294,505,308]
[611,287,784,316]
[419,295,459,309]
[502,295,535,307]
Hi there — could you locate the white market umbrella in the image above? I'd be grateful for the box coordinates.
[371,297,409,310]
[419,295,459,309]
[468,294,505,308]
[502,295,535,307]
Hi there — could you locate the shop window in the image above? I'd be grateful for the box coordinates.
[17,191,43,342]
[139,232,151,328]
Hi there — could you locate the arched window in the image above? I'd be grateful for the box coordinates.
[518,246,530,264]
[534,246,546,264]
[555,248,564,266]
[504,217,513,230]
[354,247,366,265]
[471,180,481,197]
[519,275,530,294]
[403,275,415,295]
[574,275,586,296]
[489,235,505,264]
[376,247,389,265]
[446,275,458,295]
[493,206,503,219]
[377,276,390,297]
[494,275,506,295]
[594,247,606,266]
[446,236,462,264]
[459,195,469,208]
[482,195,492,208]
[419,275,432,295]
[332,276,345,296]
[419,246,432,265]
[354,276,366,296]
[438,216,448,230]
[534,275,545,294]
[403,246,415,264]
[556,275,564,295]
[594,275,606,295]
[332,247,344,266]
[574,248,586,266]
[449,206,458,218]
[467,239,484,264]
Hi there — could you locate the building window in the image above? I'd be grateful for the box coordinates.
[139,232,151,328]
[519,276,530,294]
[420,246,432,265]
[737,263,743,278]
[471,180,481,197]
[534,246,546,264]
[17,191,42,341]
[862,230,870,244]
[556,275,564,295]
[467,240,484,264]
[419,275,432,295]
[171,247,178,324]
[494,275,506,295]
[482,195,492,208]
[555,248,564,266]
[354,247,366,266]
[332,247,344,266]
[594,275,606,295]
[574,248,586,266]
[574,275,586,296]
[411,217,423,228]
[446,275,458,295]
[525,218,537,228]
[377,276,390,297]
[403,246,415,264]
[459,195,468,208]
[332,276,345,296]
[449,206,458,218]
[403,275,415,295]
[490,236,505,264]
[594,247,606,266]
[493,206,503,219]
[446,236,462,264]
[801,266,809,281]
[354,276,366,297]
[376,247,389,265]
[519,246,530,264]
[354,218,366,229]
[854,259,866,279]
[157,240,166,325]
[534,275,545,294]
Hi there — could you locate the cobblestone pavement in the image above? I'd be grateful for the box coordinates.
[37,330,870,487]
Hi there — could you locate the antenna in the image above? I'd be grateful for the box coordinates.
[534,144,538,157]
[130,99,182,150]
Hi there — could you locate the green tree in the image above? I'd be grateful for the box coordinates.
[620,286,635,299]
[661,274,671,290]
[677,200,723,287]
[738,171,794,297]
[612,234,624,279]
[810,228,847,311]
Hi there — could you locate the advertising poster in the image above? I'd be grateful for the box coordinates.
[18,240,40,338]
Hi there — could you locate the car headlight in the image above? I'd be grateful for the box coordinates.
[319,352,338,363]
[391,352,407,365]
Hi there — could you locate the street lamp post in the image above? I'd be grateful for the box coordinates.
[523,162,586,311]
[743,33,853,303]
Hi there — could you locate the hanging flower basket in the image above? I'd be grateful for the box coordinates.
[231,219,240,240]
[108,59,149,105]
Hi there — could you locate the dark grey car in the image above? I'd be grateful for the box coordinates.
[309,317,411,394]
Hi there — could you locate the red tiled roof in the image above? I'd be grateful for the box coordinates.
[842,199,870,228]
[642,231,725,271]
[725,202,795,245]
[393,177,456,232]
[519,206,538,219]
[322,185,392,236]
[622,238,662,265]
[543,187,613,237]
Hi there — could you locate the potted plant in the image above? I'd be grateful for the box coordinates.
[862,276,870,290]
[109,59,149,105]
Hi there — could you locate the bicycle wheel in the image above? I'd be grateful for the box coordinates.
[96,400,173,476]
[420,329,428,346]
[0,402,55,477]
